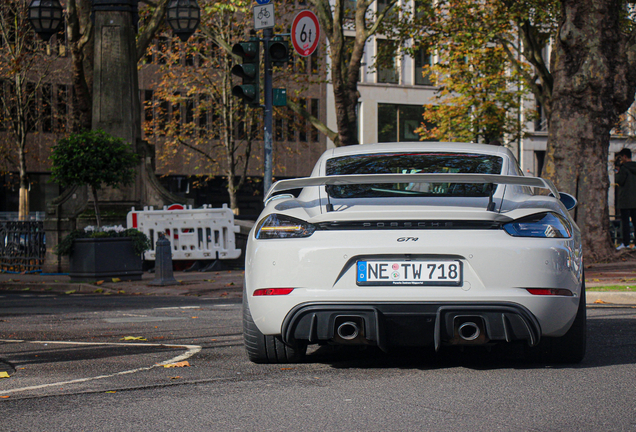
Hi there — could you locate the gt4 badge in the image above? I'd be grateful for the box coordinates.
[397,237,419,242]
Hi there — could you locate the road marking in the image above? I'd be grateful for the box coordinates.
[155,306,202,310]
[103,317,186,323]
[0,339,201,395]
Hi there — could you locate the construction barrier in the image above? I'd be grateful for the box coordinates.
[126,204,241,261]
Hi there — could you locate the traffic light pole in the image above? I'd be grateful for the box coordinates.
[263,28,274,196]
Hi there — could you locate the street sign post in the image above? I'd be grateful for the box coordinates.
[254,4,275,30]
[291,10,320,57]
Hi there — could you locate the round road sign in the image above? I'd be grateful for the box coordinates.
[291,10,320,57]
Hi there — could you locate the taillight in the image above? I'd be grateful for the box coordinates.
[526,288,573,296]
[253,288,294,296]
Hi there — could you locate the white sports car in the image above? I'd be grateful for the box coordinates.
[243,143,585,364]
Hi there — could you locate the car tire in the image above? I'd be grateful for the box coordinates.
[529,282,587,364]
[242,294,307,364]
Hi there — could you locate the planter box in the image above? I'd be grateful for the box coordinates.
[69,237,143,282]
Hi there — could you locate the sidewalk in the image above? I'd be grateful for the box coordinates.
[0,259,635,305]
[0,268,244,300]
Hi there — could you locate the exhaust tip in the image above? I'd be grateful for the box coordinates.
[458,322,481,341]
[337,321,360,340]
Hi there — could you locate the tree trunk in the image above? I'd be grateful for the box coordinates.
[91,185,101,227]
[543,0,628,262]
[17,140,28,220]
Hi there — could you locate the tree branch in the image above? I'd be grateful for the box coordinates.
[287,99,340,146]
[137,0,169,62]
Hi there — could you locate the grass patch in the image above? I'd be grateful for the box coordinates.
[587,285,636,292]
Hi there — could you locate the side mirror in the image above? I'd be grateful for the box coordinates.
[557,192,577,211]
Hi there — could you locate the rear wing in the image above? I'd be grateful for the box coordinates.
[264,173,559,202]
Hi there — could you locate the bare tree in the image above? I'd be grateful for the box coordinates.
[0,0,57,219]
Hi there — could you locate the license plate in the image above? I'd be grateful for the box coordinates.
[356,260,462,286]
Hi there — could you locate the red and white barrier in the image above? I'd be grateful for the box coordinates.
[127,204,241,261]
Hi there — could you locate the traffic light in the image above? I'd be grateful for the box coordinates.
[231,37,260,107]
[268,36,289,67]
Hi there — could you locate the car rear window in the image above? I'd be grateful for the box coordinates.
[325,152,504,198]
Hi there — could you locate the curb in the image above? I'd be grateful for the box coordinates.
[586,291,636,306]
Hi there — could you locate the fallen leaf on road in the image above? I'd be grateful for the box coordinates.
[105,391,116,394]
[220,292,228,297]
[280,368,294,371]
[94,288,104,293]
[121,336,147,341]
[594,299,610,304]
[117,290,126,294]
[226,282,235,286]
[95,280,104,285]
[170,376,182,380]
[164,361,190,368]
[0,372,10,378]
[112,278,121,283]
[65,290,76,295]
[22,287,30,291]
[0,395,9,398]
[191,316,198,319]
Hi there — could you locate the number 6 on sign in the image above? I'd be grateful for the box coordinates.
[291,10,320,57]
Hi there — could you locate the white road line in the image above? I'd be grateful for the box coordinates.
[0,339,201,395]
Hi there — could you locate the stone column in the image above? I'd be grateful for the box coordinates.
[43,0,188,273]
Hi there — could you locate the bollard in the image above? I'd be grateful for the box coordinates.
[148,233,179,286]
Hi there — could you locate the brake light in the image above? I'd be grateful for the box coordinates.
[526,288,573,296]
[253,288,294,296]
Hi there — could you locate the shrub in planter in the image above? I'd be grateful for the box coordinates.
[50,130,140,227]
[56,226,151,282]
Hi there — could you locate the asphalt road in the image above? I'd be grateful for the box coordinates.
[1,293,635,431]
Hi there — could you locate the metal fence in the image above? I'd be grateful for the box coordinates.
[0,221,46,272]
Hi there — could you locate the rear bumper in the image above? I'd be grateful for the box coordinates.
[282,302,542,351]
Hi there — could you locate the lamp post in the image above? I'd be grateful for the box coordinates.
[166,0,201,42]
[27,0,64,42]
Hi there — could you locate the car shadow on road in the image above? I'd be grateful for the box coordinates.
[304,316,636,370]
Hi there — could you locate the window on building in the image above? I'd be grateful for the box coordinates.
[535,100,547,132]
[25,82,37,132]
[343,36,361,82]
[0,81,5,131]
[55,84,68,133]
[414,46,432,86]
[172,92,181,134]
[158,37,169,65]
[185,96,195,135]
[311,47,320,75]
[376,39,398,84]
[287,107,295,141]
[157,98,169,135]
[344,0,357,19]
[311,98,319,142]
[292,50,307,74]
[275,114,284,141]
[42,83,52,132]
[198,94,208,136]
[299,99,307,142]
[378,104,433,142]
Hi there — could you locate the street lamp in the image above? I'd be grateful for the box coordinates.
[27,0,64,42]
[166,0,201,42]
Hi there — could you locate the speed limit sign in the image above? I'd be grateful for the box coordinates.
[291,10,320,57]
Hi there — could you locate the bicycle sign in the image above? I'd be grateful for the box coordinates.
[254,4,275,29]
[291,10,320,57]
